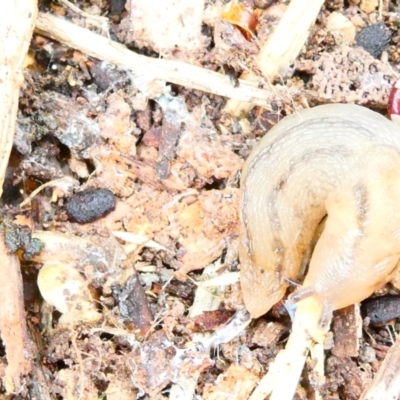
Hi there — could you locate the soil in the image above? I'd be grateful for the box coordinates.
[3,0,400,399]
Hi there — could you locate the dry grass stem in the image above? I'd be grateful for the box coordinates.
[35,12,298,110]
[224,0,325,116]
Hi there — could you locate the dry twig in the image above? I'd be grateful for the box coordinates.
[0,2,37,196]
[250,297,328,400]
[224,0,325,116]
[34,12,298,110]
[0,239,33,393]
[0,1,38,393]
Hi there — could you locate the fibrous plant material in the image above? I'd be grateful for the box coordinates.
[0,0,38,393]
[34,12,299,110]
[224,0,325,116]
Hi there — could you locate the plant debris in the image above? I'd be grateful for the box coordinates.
[1,0,400,398]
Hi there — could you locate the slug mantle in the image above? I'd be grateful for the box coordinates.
[239,103,400,329]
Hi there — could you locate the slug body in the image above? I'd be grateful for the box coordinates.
[240,104,400,324]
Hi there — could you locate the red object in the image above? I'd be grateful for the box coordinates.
[388,82,400,118]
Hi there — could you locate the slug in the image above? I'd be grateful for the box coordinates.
[239,103,400,331]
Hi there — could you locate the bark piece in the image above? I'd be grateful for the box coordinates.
[298,46,395,107]
[361,335,400,400]
[113,270,153,335]
[0,1,37,196]
[331,305,360,358]
[0,1,38,392]
[0,236,33,392]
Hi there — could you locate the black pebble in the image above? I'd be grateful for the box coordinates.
[254,0,274,9]
[109,0,126,15]
[355,22,391,58]
[66,188,116,223]
[361,295,400,325]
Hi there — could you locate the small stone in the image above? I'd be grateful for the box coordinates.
[358,344,376,363]
[254,0,274,9]
[355,23,391,58]
[361,295,400,325]
[66,188,116,223]
[3,218,43,260]
[326,12,356,44]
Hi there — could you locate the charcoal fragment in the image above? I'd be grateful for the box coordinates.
[66,188,116,223]
[355,23,391,58]
[361,295,400,325]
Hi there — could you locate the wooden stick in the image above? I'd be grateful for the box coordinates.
[360,334,400,400]
[0,1,37,197]
[0,239,33,393]
[34,12,298,110]
[0,1,38,393]
[224,0,325,116]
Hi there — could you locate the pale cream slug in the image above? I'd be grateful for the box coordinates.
[239,103,400,330]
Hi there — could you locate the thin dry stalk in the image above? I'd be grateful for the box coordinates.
[224,0,325,116]
[0,0,38,393]
[0,1,37,196]
[35,12,298,110]
[250,296,328,400]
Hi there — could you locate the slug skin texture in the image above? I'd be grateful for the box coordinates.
[239,104,400,325]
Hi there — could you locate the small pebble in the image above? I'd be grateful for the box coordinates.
[358,344,376,364]
[254,0,274,9]
[355,23,391,58]
[66,188,116,223]
[361,295,400,325]
[326,12,356,43]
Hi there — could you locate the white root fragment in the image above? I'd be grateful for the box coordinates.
[169,261,222,400]
[34,12,298,110]
[19,176,78,208]
[250,297,329,400]
[112,230,171,253]
[196,271,240,287]
[58,0,109,28]
[224,0,325,116]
